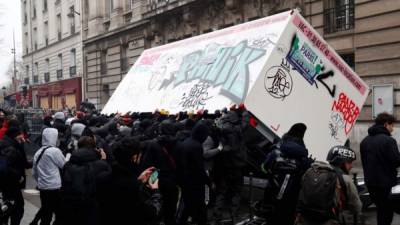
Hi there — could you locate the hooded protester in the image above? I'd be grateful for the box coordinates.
[101,137,162,225]
[175,119,196,142]
[65,122,86,160]
[0,124,29,225]
[212,110,245,224]
[176,122,209,225]
[52,112,68,153]
[31,128,66,225]
[360,113,400,225]
[142,120,179,225]
[61,136,111,225]
[261,123,311,225]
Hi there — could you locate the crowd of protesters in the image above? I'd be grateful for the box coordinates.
[0,104,399,225]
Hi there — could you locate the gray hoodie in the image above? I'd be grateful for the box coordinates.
[33,128,66,190]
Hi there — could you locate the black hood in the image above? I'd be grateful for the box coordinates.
[368,124,391,136]
[220,111,240,124]
[191,123,209,143]
[70,148,99,164]
[280,140,308,159]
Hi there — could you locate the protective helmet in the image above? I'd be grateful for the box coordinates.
[327,145,356,165]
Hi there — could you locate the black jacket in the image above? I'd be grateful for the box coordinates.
[360,124,400,188]
[68,147,112,188]
[142,136,177,188]
[62,148,112,225]
[0,135,29,190]
[177,123,209,188]
[101,162,162,225]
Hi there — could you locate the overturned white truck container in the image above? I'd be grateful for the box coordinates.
[102,9,369,160]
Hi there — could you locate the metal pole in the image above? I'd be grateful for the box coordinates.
[13,30,17,93]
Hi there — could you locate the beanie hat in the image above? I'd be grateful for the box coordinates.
[71,123,86,137]
[54,112,66,121]
[287,123,307,140]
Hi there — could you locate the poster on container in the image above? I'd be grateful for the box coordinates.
[245,10,369,160]
[102,11,292,114]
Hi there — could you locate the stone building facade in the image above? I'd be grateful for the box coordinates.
[83,0,400,124]
[21,0,83,109]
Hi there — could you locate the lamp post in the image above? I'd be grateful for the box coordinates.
[1,86,6,108]
[67,5,84,107]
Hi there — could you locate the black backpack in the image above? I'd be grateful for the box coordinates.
[297,162,347,222]
[61,162,96,203]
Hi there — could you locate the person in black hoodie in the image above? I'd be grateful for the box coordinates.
[176,122,209,225]
[261,123,311,225]
[0,125,29,225]
[212,110,245,224]
[61,135,111,225]
[142,120,178,225]
[101,137,162,225]
[360,113,400,225]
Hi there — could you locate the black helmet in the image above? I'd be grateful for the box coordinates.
[327,145,356,165]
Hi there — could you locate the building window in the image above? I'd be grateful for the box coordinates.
[57,54,63,79]
[70,49,76,76]
[23,2,27,24]
[34,62,39,83]
[100,50,107,75]
[69,6,76,35]
[57,14,62,41]
[127,0,132,10]
[25,65,30,78]
[324,0,354,34]
[120,44,129,72]
[44,58,50,82]
[33,27,37,50]
[110,0,114,12]
[43,0,48,12]
[44,21,49,46]
[24,77,30,85]
[32,1,37,19]
[340,53,355,70]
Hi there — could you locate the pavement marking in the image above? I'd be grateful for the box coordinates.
[23,189,40,195]
[21,200,39,225]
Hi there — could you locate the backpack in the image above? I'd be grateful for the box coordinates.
[297,162,347,222]
[262,146,302,201]
[61,162,96,204]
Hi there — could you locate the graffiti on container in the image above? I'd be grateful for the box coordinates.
[264,58,293,100]
[180,81,213,110]
[331,92,360,135]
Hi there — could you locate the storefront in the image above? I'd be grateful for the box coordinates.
[36,77,82,110]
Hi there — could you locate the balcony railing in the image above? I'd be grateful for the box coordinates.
[324,1,354,34]
[44,72,50,82]
[70,66,76,76]
[57,69,63,79]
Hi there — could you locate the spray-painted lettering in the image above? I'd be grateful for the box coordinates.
[332,92,360,135]
[173,40,266,103]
